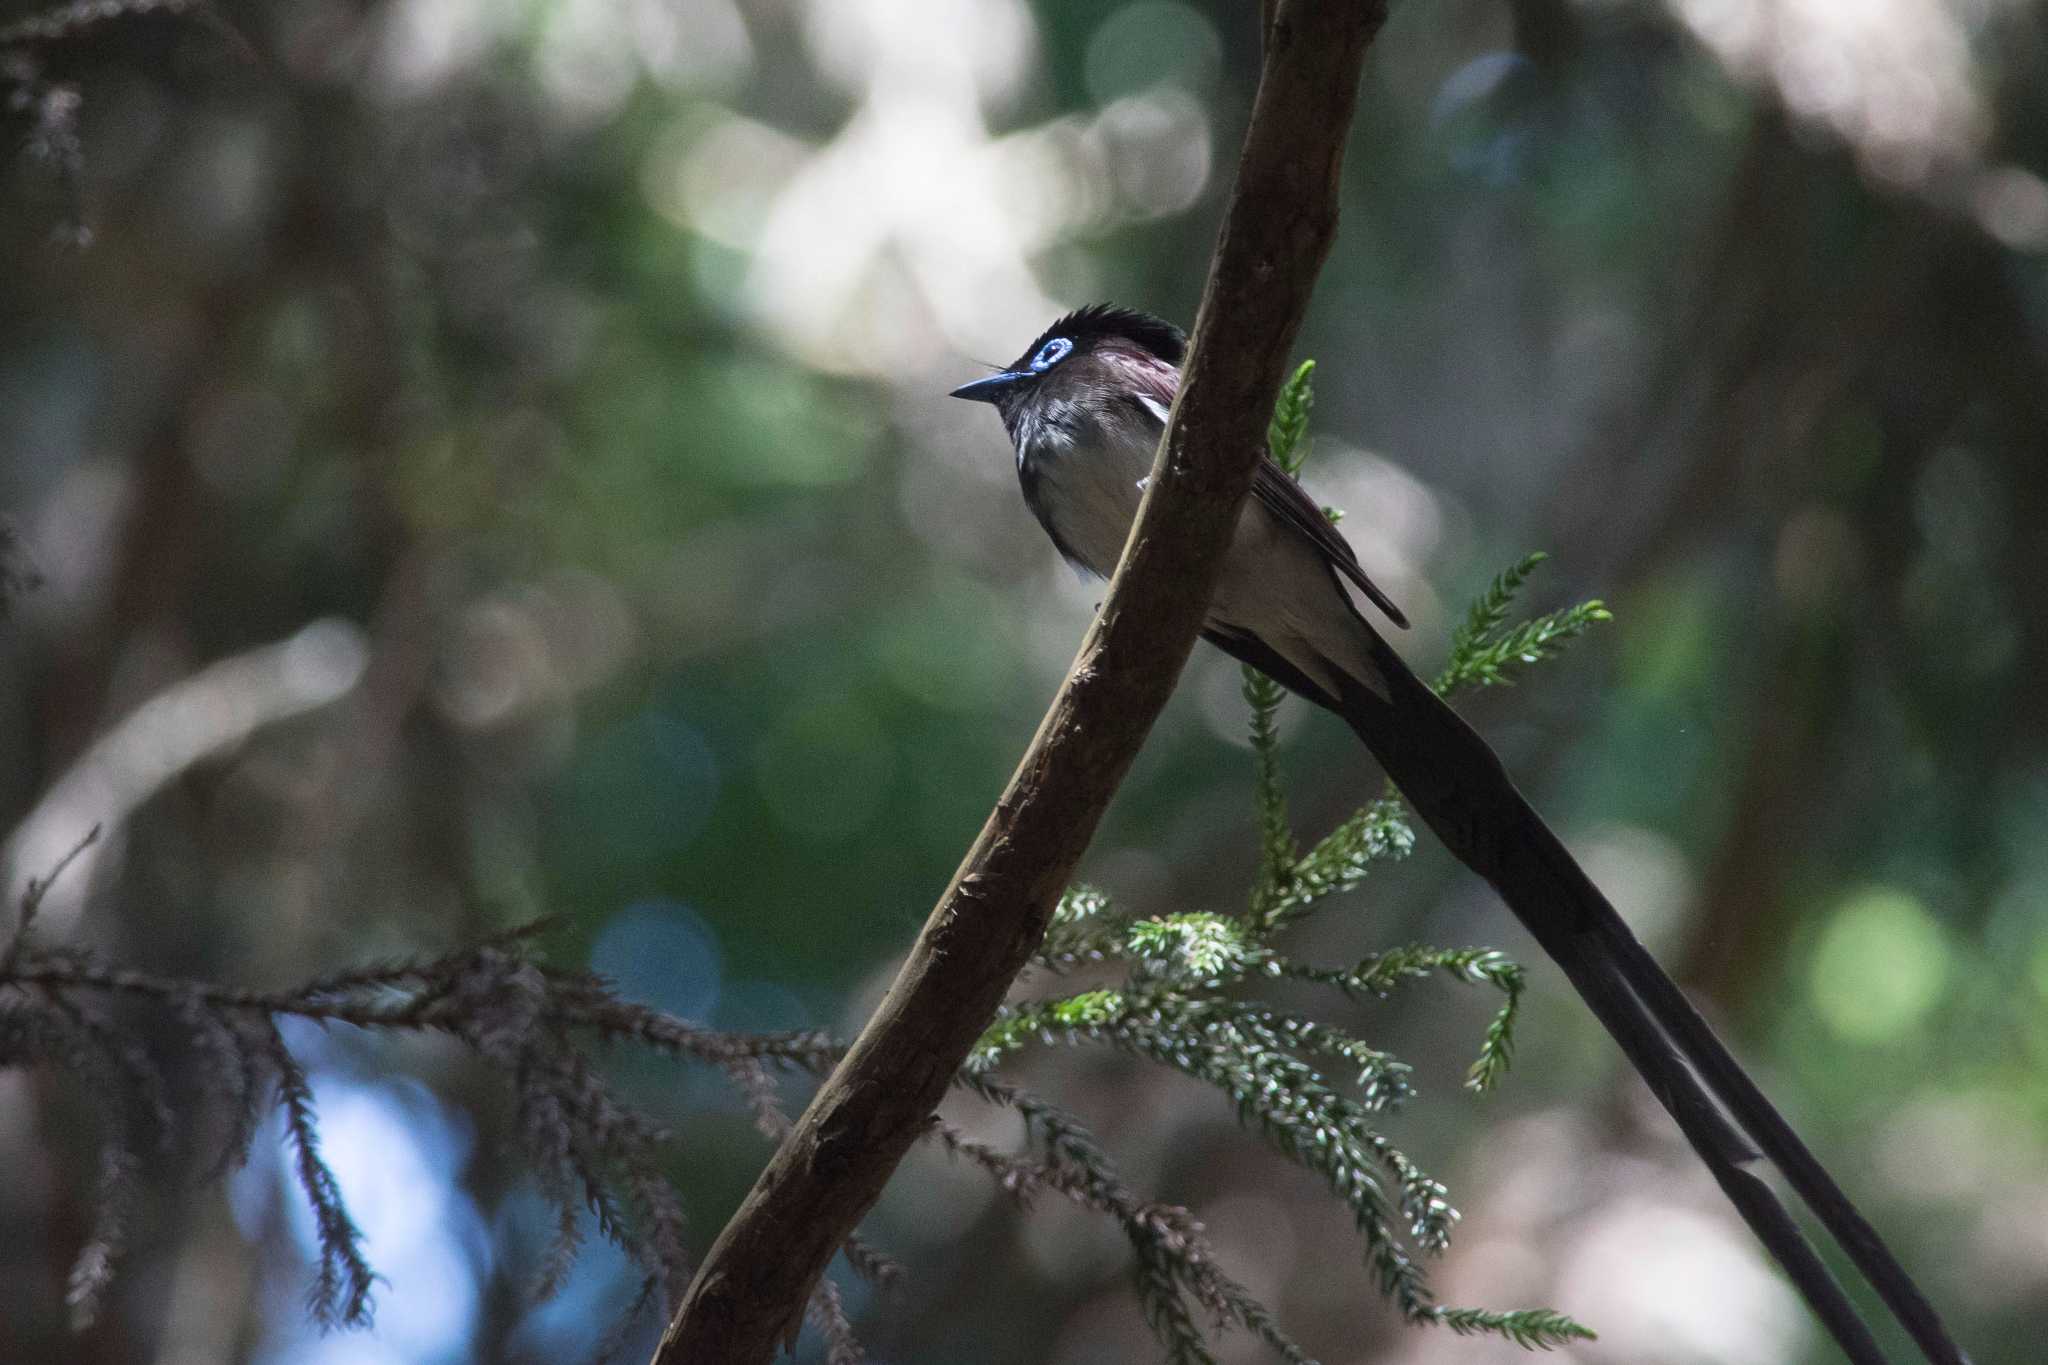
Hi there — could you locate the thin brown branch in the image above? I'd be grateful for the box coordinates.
[650,5,1389,1360]
[2,822,98,971]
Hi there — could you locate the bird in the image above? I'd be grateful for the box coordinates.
[952,304,1959,1365]
[950,303,1408,716]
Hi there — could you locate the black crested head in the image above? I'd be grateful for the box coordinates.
[1013,303,1186,371]
[952,302,1186,409]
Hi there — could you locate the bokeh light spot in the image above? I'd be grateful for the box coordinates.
[1083,2,1221,105]
[244,1076,486,1365]
[592,898,724,1021]
[1098,88,1212,217]
[1809,887,1950,1042]
[1429,51,1538,186]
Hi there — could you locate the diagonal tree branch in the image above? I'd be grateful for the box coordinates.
[649,5,1390,1361]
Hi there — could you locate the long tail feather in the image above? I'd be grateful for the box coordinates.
[1334,630,1967,1365]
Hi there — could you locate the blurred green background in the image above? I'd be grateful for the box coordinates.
[3,0,2047,1361]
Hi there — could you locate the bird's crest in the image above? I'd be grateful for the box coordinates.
[1018,304,1186,369]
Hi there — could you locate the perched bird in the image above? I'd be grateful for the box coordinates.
[949,302,1407,721]
[954,304,1956,1365]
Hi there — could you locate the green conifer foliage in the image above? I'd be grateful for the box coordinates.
[970,363,1611,1361]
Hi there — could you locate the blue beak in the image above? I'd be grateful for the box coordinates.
[949,371,1029,403]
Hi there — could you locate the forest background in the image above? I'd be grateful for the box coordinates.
[3,0,2047,1362]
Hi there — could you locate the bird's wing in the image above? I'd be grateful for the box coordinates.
[1125,393,1409,630]
[1248,458,1408,628]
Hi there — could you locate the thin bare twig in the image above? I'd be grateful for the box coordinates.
[2,822,98,971]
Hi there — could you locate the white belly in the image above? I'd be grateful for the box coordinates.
[1036,437,1384,701]
[1037,437,1151,577]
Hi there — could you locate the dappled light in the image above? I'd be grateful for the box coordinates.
[3,0,2045,1360]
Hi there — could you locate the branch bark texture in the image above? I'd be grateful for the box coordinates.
[651,5,1388,1361]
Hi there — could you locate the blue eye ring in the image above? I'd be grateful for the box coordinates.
[1028,337,1073,372]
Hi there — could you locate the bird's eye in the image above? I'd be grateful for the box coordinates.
[1028,337,1073,372]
